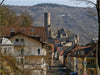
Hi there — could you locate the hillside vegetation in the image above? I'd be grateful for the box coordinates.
[8,3,98,44]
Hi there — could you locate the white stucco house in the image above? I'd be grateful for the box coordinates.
[0,26,48,75]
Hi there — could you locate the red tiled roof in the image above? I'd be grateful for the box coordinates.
[78,46,91,49]
[73,45,91,50]
[67,44,96,57]
[1,26,46,42]
[83,46,96,57]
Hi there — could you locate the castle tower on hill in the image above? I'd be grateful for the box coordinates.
[44,13,52,39]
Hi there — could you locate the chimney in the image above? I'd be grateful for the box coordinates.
[10,28,15,36]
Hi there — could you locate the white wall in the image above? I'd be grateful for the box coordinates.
[10,34,46,56]
[1,46,14,56]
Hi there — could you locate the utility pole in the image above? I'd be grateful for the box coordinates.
[96,0,100,75]
[0,0,3,72]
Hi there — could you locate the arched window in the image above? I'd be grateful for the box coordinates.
[38,49,40,55]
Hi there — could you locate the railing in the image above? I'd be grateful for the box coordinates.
[14,42,25,46]
[86,64,96,68]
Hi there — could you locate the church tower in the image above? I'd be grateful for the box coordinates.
[44,13,52,39]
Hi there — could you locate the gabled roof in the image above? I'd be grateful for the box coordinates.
[0,38,13,45]
[1,26,46,42]
[58,28,66,36]
[83,46,96,57]
[67,43,96,57]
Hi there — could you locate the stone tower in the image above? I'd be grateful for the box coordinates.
[44,13,52,39]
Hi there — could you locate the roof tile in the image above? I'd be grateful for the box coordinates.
[1,26,46,42]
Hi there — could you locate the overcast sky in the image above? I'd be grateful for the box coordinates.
[1,0,96,7]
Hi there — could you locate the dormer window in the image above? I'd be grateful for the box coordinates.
[22,29,25,32]
[10,28,15,32]
[31,28,34,32]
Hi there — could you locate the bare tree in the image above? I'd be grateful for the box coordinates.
[75,0,100,68]
[0,0,5,6]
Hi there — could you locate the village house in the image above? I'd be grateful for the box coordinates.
[0,26,48,75]
[65,43,97,75]
[0,12,82,75]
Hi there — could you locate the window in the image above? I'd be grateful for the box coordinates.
[23,29,25,32]
[87,59,96,65]
[78,51,80,55]
[0,39,2,43]
[81,50,85,56]
[21,58,23,64]
[90,70,94,75]
[76,51,78,55]
[20,49,23,55]
[8,47,10,55]
[74,51,76,55]
[4,48,7,55]
[17,57,24,64]
[10,28,15,32]
[38,49,40,55]
[15,39,19,42]
[31,28,34,32]
[21,39,24,43]
[90,59,95,64]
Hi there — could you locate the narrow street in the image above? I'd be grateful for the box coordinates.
[47,59,67,75]
[47,66,67,75]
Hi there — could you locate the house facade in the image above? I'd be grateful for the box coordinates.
[65,43,97,75]
[9,33,46,56]
[0,26,48,75]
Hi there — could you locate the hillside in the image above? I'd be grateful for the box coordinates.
[8,3,98,44]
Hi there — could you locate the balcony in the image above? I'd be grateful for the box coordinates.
[86,64,96,68]
[14,42,25,46]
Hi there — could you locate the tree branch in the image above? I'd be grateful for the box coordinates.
[76,0,96,6]
[0,0,5,6]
